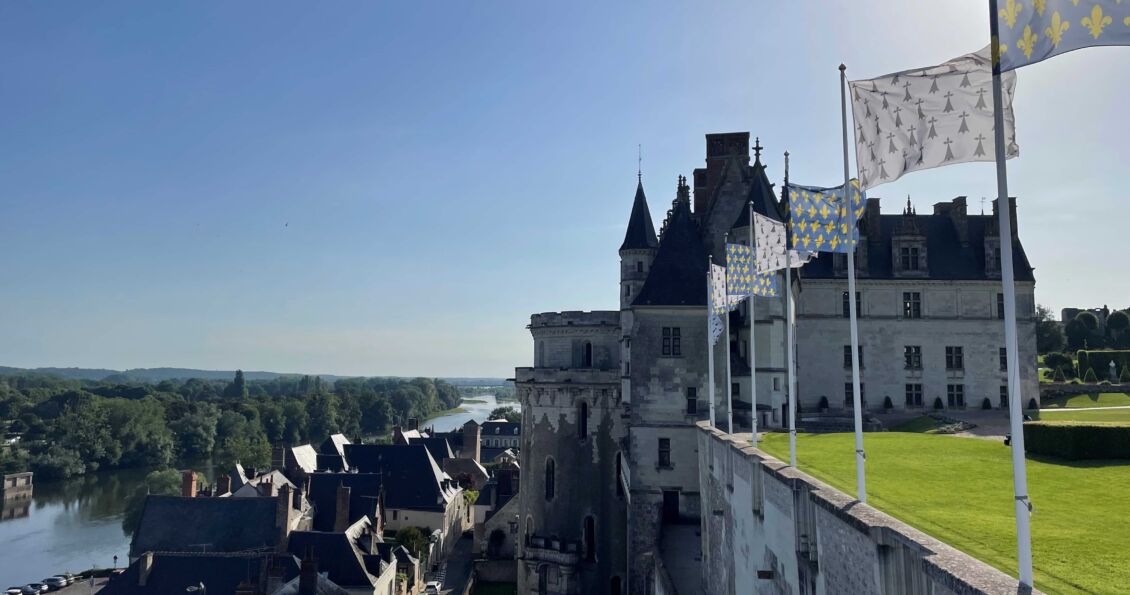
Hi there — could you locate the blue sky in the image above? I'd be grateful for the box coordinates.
[1,2,1126,378]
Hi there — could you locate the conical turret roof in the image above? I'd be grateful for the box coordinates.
[620,181,660,251]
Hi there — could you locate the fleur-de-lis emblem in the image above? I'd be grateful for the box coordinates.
[1016,25,1039,59]
[1082,4,1112,39]
[999,0,1023,28]
[1045,11,1069,47]
[1033,0,1046,17]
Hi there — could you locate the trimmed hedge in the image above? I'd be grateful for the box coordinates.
[1024,421,1130,460]
[1077,350,1130,379]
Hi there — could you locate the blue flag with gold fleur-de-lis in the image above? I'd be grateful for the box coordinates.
[787,180,866,254]
[997,0,1130,72]
[726,243,779,299]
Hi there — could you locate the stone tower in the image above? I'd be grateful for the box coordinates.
[619,179,659,310]
[460,419,481,463]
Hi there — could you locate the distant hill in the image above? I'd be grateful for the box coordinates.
[0,365,507,385]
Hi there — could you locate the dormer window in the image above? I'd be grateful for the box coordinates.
[899,246,920,271]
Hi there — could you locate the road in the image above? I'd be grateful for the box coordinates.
[430,534,474,595]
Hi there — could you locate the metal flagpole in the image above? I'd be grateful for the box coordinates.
[748,201,758,444]
[707,259,717,429]
[840,64,867,503]
[724,234,734,434]
[988,1,1034,586]
[782,153,797,467]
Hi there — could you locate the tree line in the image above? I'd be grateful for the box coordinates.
[0,371,461,480]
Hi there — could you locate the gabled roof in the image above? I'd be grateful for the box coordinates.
[320,434,351,458]
[407,436,454,463]
[799,212,1035,281]
[317,453,346,472]
[341,444,456,511]
[620,180,660,251]
[308,473,384,532]
[481,420,521,435]
[99,552,299,595]
[129,495,281,557]
[289,444,319,475]
[633,197,709,307]
[735,159,786,229]
[272,573,352,595]
[285,531,378,588]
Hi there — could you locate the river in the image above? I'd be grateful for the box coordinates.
[0,394,517,588]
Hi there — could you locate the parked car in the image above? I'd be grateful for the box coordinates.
[7,587,24,595]
[424,581,441,594]
[42,578,66,590]
[20,585,45,595]
[61,574,76,585]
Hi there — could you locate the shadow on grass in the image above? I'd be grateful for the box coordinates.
[1026,452,1130,468]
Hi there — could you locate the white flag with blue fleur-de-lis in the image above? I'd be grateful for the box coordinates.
[997,0,1130,72]
[849,46,1018,192]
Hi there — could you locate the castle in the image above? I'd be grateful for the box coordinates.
[513,132,1036,594]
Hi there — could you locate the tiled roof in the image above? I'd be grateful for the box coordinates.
[320,434,351,458]
[633,197,709,306]
[308,473,384,532]
[100,552,299,595]
[285,530,378,588]
[620,181,660,251]
[341,444,456,512]
[408,436,455,464]
[129,495,280,557]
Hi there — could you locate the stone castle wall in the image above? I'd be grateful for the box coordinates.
[696,423,1043,595]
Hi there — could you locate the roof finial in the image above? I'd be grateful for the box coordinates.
[753,137,763,161]
[783,150,790,184]
[905,195,913,214]
[637,144,642,183]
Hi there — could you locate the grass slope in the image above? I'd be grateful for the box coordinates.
[1040,392,1130,409]
[759,432,1130,594]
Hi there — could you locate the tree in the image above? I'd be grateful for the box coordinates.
[307,393,340,443]
[1109,311,1130,348]
[1076,311,1100,331]
[396,526,430,560]
[121,468,181,536]
[170,405,219,459]
[1035,305,1066,354]
[1065,319,1089,351]
[223,370,249,401]
[281,400,309,444]
[489,406,521,423]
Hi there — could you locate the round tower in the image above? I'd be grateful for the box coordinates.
[619,178,660,310]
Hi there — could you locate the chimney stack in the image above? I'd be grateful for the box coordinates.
[181,470,197,498]
[334,484,352,532]
[272,444,286,471]
[408,417,419,432]
[216,474,232,496]
[277,484,295,547]
[461,420,482,463]
[299,558,318,595]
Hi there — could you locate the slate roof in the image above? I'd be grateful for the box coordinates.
[799,211,1035,281]
[408,436,454,464]
[289,444,319,475]
[481,420,521,436]
[100,552,299,595]
[129,495,280,557]
[230,470,296,498]
[272,574,352,595]
[633,196,709,307]
[285,531,378,588]
[342,444,456,511]
[320,434,350,458]
[316,453,346,472]
[308,473,385,532]
[620,180,660,251]
[732,159,787,231]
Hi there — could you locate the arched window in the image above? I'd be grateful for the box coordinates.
[582,342,593,367]
[544,458,555,501]
[583,516,596,562]
[578,401,589,438]
[611,576,622,595]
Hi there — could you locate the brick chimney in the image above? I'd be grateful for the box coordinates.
[935,196,969,246]
[181,470,197,498]
[334,484,351,532]
[299,558,318,595]
[272,444,286,470]
[992,197,1019,238]
[216,474,232,496]
[408,417,419,432]
[138,552,154,587]
[461,420,481,463]
[864,198,882,247]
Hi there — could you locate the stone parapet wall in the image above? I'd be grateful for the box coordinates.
[530,311,621,328]
[696,422,1043,595]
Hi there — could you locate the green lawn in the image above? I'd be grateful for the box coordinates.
[1040,392,1130,409]
[1037,408,1130,423]
[759,432,1130,594]
[889,415,946,433]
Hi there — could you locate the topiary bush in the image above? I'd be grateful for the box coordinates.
[883,396,893,410]
[1043,352,1074,375]
[1027,398,1039,410]
[1053,367,1066,382]
[1121,366,1130,384]
[934,397,944,410]
[1024,421,1130,460]
[1083,368,1099,383]
[818,396,828,411]
[982,397,993,410]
